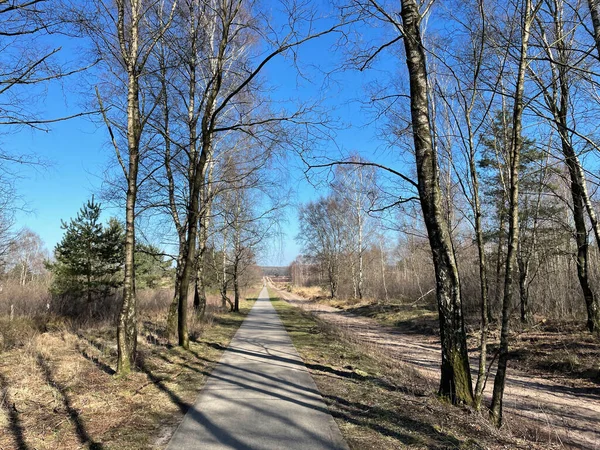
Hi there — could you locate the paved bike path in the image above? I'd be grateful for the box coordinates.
[166,287,349,449]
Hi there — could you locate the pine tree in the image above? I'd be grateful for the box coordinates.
[135,243,171,289]
[49,198,124,315]
[480,111,567,322]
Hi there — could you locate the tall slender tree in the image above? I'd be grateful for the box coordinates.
[490,0,537,427]
[80,0,176,373]
[400,0,474,405]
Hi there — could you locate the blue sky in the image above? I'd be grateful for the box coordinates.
[12,114,109,250]
[7,6,406,267]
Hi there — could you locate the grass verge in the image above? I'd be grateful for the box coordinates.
[268,289,543,450]
[0,295,256,450]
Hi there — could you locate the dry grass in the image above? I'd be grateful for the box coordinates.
[0,288,175,353]
[281,283,439,334]
[0,279,52,318]
[492,320,600,386]
[280,283,326,300]
[268,291,545,449]
[0,288,259,450]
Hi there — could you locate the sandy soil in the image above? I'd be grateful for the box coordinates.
[272,285,600,450]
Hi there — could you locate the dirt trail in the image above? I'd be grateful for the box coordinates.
[272,286,600,450]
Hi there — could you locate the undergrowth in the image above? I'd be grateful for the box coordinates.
[0,292,257,449]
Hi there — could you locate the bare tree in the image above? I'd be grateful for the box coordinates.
[490,0,538,427]
[298,196,351,299]
[148,0,344,348]
[330,159,377,300]
[431,0,500,408]
[529,0,600,333]
[398,0,474,405]
[81,0,176,374]
[0,0,90,252]
[5,228,48,286]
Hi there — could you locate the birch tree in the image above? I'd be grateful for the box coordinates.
[490,0,538,426]
[298,196,351,299]
[79,0,176,374]
[529,0,600,333]
[399,0,474,405]
[153,0,345,347]
[330,159,376,300]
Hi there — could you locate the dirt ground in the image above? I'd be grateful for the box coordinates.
[271,284,600,450]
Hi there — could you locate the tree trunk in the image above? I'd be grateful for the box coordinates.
[328,259,337,299]
[588,0,600,60]
[158,46,184,343]
[357,204,364,300]
[193,279,206,318]
[87,269,92,306]
[117,67,140,376]
[175,150,208,349]
[166,241,184,341]
[194,156,213,315]
[517,252,531,324]
[176,170,202,349]
[490,0,534,427]
[400,0,473,406]
[568,163,600,333]
[220,229,231,310]
[20,263,26,287]
[233,262,240,312]
[538,5,600,333]
[468,117,489,410]
[561,136,600,332]
[193,231,207,316]
[380,239,389,303]
[351,261,358,299]
[492,210,505,323]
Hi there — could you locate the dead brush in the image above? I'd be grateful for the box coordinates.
[189,293,227,339]
[0,317,40,352]
[0,280,52,318]
[189,307,216,341]
[290,285,325,300]
[138,288,172,316]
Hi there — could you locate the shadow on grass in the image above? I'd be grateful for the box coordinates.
[76,342,116,376]
[304,361,414,393]
[137,359,191,415]
[270,297,465,448]
[0,373,28,450]
[76,333,116,356]
[341,302,439,336]
[503,341,600,386]
[189,301,256,346]
[141,321,176,348]
[325,394,461,448]
[35,354,104,450]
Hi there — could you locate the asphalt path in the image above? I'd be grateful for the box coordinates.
[166,286,349,450]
